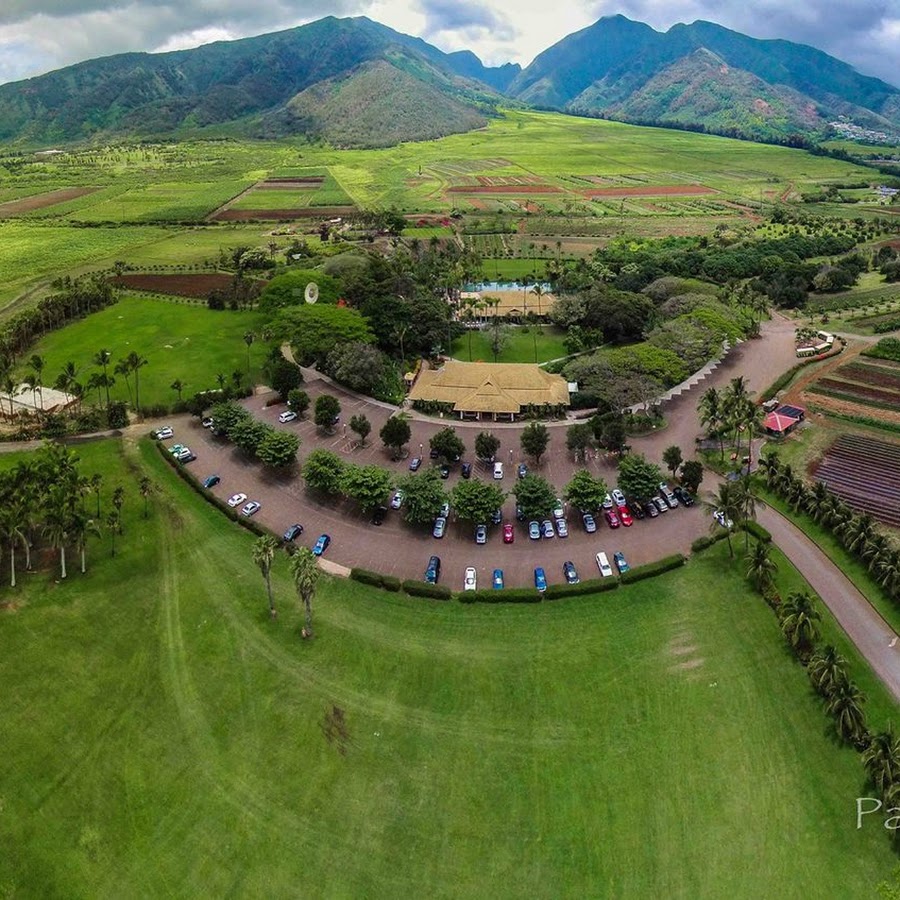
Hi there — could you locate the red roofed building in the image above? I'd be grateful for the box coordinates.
[764,411,801,436]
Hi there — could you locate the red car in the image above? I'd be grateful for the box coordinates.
[605,510,620,529]
[619,506,634,527]
[503,523,515,544]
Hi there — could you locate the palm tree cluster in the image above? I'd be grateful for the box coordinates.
[251,537,320,636]
[806,641,869,747]
[0,442,113,586]
[698,377,763,466]
[705,476,763,558]
[761,452,900,603]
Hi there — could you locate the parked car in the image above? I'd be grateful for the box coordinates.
[227,493,247,508]
[503,523,515,544]
[605,510,621,529]
[312,534,331,556]
[153,426,174,440]
[713,509,734,529]
[673,486,695,507]
[528,520,541,540]
[493,461,504,480]
[390,490,404,510]
[659,483,679,508]
[372,505,387,526]
[601,493,614,510]
[241,501,261,517]
[202,474,220,489]
[643,500,660,518]
[517,463,528,479]
[492,568,504,590]
[439,502,451,519]
[553,498,565,519]
[429,447,440,459]
[619,507,634,527]
[432,517,447,539]
[652,496,668,514]
[283,523,304,542]
[409,457,422,471]
[464,567,477,591]
[174,447,196,462]
[201,417,214,429]
[278,410,297,424]
[595,552,614,578]
[563,561,579,584]
[534,567,548,593]
[424,555,441,584]
[556,518,569,538]
[582,513,597,533]
[439,464,450,479]
[168,444,186,455]
[515,503,526,522]
[611,488,627,508]
[491,508,503,525]
[613,551,630,574]
[475,524,487,545]
[628,499,645,520]
[461,462,472,479]
[541,519,555,539]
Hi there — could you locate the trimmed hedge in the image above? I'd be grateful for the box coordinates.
[545,578,620,599]
[691,532,729,553]
[743,520,772,543]
[459,587,543,603]
[381,575,402,592]
[402,580,452,601]
[350,568,383,587]
[620,554,686,584]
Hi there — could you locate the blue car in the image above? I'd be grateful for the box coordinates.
[313,534,331,556]
[492,568,504,590]
[613,551,629,574]
[202,474,220,488]
[534,566,547,593]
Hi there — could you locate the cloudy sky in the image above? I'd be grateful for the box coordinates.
[0,0,898,87]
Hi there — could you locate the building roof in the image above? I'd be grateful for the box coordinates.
[409,360,569,414]
[764,411,800,433]
[776,404,805,419]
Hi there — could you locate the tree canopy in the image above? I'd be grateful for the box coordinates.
[450,479,506,525]
[275,304,375,367]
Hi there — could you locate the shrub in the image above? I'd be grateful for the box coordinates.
[380,575,402,592]
[402,580,452,600]
[620,554,686,584]
[545,578,619,599]
[691,532,729,553]
[743,521,772,543]
[350,568,383,587]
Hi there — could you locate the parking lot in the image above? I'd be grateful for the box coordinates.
[161,384,709,592]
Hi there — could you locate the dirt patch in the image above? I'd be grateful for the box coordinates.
[111,273,263,299]
[668,643,699,657]
[447,185,562,194]
[321,703,351,755]
[583,185,715,198]
[670,658,705,671]
[0,187,98,215]
[211,206,356,221]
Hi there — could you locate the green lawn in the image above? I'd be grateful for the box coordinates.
[15,295,271,408]
[451,325,569,363]
[0,437,895,897]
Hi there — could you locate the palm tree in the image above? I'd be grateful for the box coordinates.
[115,357,134,407]
[42,496,71,580]
[825,675,867,745]
[874,551,900,601]
[0,502,27,588]
[805,481,831,522]
[106,509,121,557]
[733,476,764,549]
[216,372,227,392]
[746,540,777,592]
[126,351,148,415]
[29,354,45,416]
[839,514,876,556]
[70,510,101,574]
[90,473,103,518]
[863,726,900,799]
[759,452,781,489]
[705,482,741,558]
[139,476,153,518]
[93,349,113,408]
[3,374,16,421]
[171,379,185,402]
[807,645,848,696]
[243,331,255,378]
[780,590,822,659]
[252,535,280,619]
[530,283,546,317]
[290,546,320,638]
[698,387,725,460]
[112,486,125,533]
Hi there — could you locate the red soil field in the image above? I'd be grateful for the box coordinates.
[0,187,98,215]
[815,377,900,406]
[583,185,715,197]
[211,206,356,221]
[111,273,262,299]
[446,185,561,194]
[836,363,900,391]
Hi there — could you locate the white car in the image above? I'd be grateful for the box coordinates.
[464,567,477,591]
[227,493,247,508]
[611,488,627,508]
[660,482,679,508]
[601,493,614,510]
[278,410,297,424]
[153,426,173,440]
[241,501,261,517]
[173,446,195,462]
[596,552,614,577]
[713,509,734,529]
[555,517,569,538]
[553,498,565,519]
[390,490,404,510]
[493,461,504,480]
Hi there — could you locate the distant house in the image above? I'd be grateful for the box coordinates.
[764,410,801,436]
[408,360,569,421]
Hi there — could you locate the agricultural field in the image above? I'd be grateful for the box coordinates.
[812,433,900,528]
[14,294,271,408]
[109,272,264,300]
[805,355,900,424]
[0,436,896,897]
[451,325,569,363]
[212,170,354,220]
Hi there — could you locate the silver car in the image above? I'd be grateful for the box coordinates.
[433,516,447,538]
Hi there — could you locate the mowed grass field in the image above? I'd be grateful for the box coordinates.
[0,437,895,897]
[14,295,270,407]
[451,325,569,363]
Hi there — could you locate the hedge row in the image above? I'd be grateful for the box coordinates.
[154,441,276,541]
[545,578,619,599]
[350,568,401,592]
[402,580,452,601]
[458,588,542,604]
[743,520,772,543]
[691,531,729,553]
[620,554,686,584]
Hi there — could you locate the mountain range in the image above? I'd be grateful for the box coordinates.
[0,14,897,149]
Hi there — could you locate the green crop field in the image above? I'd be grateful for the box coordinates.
[0,437,895,897]
[14,295,271,407]
[451,325,569,363]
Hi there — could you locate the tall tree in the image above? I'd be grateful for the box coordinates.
[780,591,822,659]
[252,535,280,620]
[126,351,148,415]
[0,502,27,587]
[564,469,608,513]
[380,414,412,460]
[520,422,550,465]
[313,394,341,432]
[662,445,683,479]
[746,540,777,592]
[825,676,867,745]
[171,379,185,402]
[139,476,153,518]
[705,481,742,558]
[863,726,900,799]
[290,547,320,638]
[42,493,71,580]
[474,431,500,462]
[70,510,100,574]
[808,645,849,698]
[243,330,255,378]
[349,414,371,447]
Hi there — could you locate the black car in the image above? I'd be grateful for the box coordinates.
[491,508,503,525]
[515,503,526,522]
[673,486,695,507]
[563,560,580,585]
[628,499,645,520]
[424,555,441,584]
[283,523,304,542]
[439,464,450,479]
[372,505,388,526]
[517,463,528,479]
[643,501,659,519]
[429,447,440,459]
[461,462,472,479]
[202,474,220,489]
[409,456,422,471]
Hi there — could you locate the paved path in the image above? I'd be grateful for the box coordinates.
[758,505,900,703]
